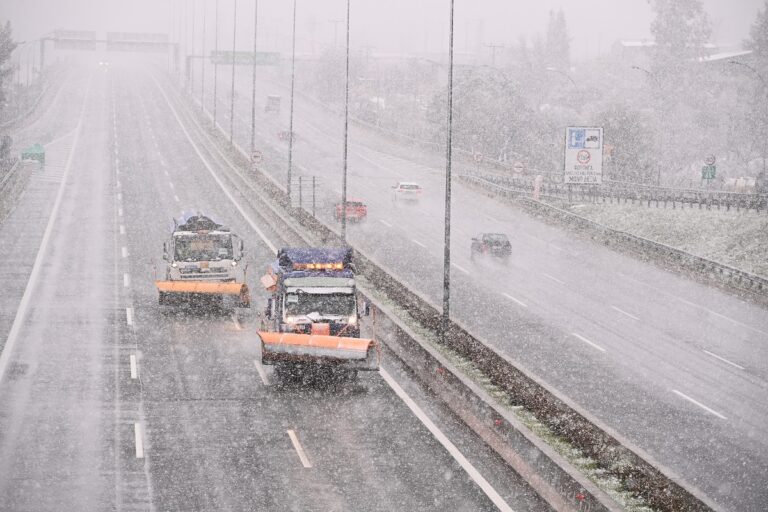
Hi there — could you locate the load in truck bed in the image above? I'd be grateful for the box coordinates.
[258,331,379,371]
[155,280,251,308]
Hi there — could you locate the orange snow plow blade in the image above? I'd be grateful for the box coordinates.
[155,281,251,307]
[258,332,379,371]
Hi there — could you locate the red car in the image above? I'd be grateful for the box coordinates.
[335,200,367,222]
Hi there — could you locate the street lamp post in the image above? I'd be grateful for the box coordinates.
[250,0,259,155]
[229,0,238,143]
[545,66,576,86]
[200,0,206,111]
[632,65,664,186]
[213,0,219,126]
[340,0,351,242]
[442,0,456,340]
[287,0,297,200]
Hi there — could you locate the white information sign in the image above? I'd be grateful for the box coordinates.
[563,127,603,184]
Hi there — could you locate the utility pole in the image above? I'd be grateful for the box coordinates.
[442,0,456,340]
[250,0,259,155]
[287,0,297,200]
[229,0,237,143]
[340,0,351,242]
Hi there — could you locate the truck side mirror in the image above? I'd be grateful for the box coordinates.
[360,300,371,317]
[264,298,273,320]
[162,242,169,261]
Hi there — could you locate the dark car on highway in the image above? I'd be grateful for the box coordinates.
[471,233,511,261]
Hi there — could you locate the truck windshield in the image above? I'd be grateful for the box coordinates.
[174,234,233,261]
[285,293,355,317]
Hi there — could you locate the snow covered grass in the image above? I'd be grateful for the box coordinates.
[565,201,768,277]
[360,279,656,512]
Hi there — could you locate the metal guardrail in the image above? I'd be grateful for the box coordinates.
[461,172,768,302]
[463,170,768,213]
[171,77,719,511]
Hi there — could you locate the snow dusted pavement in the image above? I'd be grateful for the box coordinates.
[0,62,548,512]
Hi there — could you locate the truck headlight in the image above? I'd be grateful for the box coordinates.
[171,262,178,268]
[285,316,297,324]
[231,260,238,266]
[348,315,358,325]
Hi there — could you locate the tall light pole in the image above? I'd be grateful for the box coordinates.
[442,0,456,339]
[545,66,576,86]
[287,0,297,200]
[250,0,259,155]
[632,65,664,186]
[201,0,206,111]
[229,0,238,143]
[190,0,196,94]
[340,0,351,241]
[213,0,219,126]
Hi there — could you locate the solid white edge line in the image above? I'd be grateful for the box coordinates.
[134,422,144,458]
[702,350,745,370]
[129,354,138,379]
[412,239,427,248]
[151,75,278,255]
[502,292,528,308]
[678,298,768,336]
[571,333,606,353]
[0,74,93,386]
[380,368,514,512]
[126,307,134,326]
[542,273,565,285]
[253,360,270,386]
[610,305,639,321]
[286,429,312,468]
[378,219,393,228]
[671,389,727,420]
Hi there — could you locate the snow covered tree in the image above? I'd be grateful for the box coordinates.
[745,0,768,77]
[545,9,570,71]
[597,104,656,184]
[0,21,17,110]
[648,0,711,81]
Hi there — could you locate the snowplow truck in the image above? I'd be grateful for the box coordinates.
[155,213,250,308]
[259,247,378,371]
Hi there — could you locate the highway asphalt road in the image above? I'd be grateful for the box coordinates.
[198,61,768,511]
[0,60,549,511]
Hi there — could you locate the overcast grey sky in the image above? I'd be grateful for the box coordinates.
[2,0,764,61]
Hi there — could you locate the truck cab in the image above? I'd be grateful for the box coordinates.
[263,248,361,337]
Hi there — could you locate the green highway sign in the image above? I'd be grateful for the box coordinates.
[21,143,45,165]
[210,51,280,66]
[701,165,716,180]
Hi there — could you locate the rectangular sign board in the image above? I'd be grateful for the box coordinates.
[701,165,716,180]
[54,30,97,51]
[563,127,604,184]
[210,51,280,66]
[106,32,169,52]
